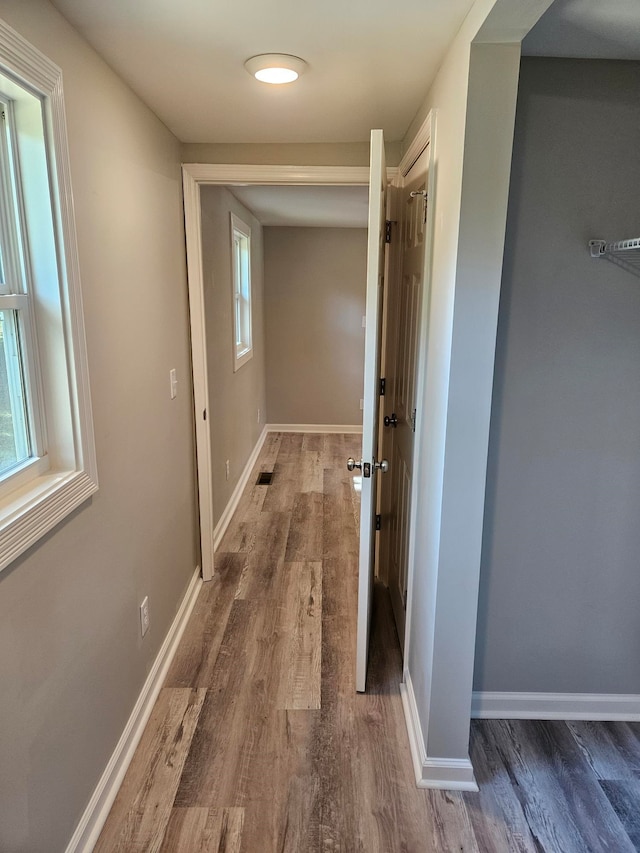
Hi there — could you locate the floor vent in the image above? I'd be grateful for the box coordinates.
[256,471,274,485]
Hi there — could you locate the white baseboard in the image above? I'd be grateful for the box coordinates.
[213,426,268,550]
[266,423,363,434]
[471,691,640,721]
[400,672,478,792]
[65,566,203,853]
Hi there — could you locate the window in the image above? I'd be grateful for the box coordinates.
[230,213,252,371]
[0,22,98,572]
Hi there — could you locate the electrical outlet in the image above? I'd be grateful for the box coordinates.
[225,459,230,480]
[257,408,260,423]
[169,368,177,399]
[140,596,150,637]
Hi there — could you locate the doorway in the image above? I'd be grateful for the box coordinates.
[182,118,435,692]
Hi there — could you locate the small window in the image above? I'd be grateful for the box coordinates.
[0,97,46,488]
[0,21,98,572]
[230,213,252,371]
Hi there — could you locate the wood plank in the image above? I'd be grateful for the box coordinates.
[465,721,540,853]
[600,780,640,850]
[257,431,282,470]
[285,491,324,561]
[159,808,244,853]
[281,561,322,711]
[567,720,640,781]
[164,553,245,688]
[475,720,636,853]
[302,433,324,453]
[93,688,206,853]
[174,598,288,808]
[260,461,299,512]
[300,449,323,492]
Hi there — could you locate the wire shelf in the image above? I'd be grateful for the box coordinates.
[590,238,640,277]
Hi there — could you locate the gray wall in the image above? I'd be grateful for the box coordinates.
[0,1,199,850]
[200,187,267,525]
[475,58,640,694]
[264,227,367,426]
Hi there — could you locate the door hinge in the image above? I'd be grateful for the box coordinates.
[375,514,381,531]
[385,220,393,243]
[411,408,416,432]
[203,409,207,421]
[379,377,386,396]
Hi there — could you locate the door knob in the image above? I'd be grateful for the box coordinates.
[384,413,398,428]
[374,459,389,473]
[347,458,362,472]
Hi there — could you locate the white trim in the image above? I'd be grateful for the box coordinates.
[398,112,433,178]
[213,426,268,550]
[400,672,478,791]
[471,692,640,721]
[182,168,214,582]
[266,423,363,434]
[182,163,397,186]
[182,163,379,584]
[65,566,203,853]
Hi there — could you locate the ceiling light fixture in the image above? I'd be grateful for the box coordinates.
[244,54,306,85]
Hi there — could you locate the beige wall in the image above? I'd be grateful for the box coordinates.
[264,227,367,426]
[200,187,267,524]
[0,2,198,850]
[183,140,402,167]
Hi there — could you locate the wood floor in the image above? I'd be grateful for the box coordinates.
[95,432,640,852]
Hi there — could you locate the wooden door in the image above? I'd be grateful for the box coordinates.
[353,129,387,693]
[382,146,429,650]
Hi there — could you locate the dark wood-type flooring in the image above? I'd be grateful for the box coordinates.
[95,432,640,852]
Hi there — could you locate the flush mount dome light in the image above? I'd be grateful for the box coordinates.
[244,54,306,84]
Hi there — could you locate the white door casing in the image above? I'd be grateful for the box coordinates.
[355,129,387,693]
[182,162,397,582]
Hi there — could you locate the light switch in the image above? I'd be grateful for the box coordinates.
[169,368,177,399]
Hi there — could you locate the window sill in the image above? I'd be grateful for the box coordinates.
[233,348,253,372]
[0,467,98,573]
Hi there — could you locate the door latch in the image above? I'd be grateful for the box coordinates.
[347,458,388,477]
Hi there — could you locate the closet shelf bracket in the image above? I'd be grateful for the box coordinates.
[589,238,640,278]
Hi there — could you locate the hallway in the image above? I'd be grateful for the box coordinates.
[94,432,640,852]
[94,431,478,850]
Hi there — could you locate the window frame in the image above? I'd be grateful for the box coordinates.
[230,212,253,372]
[0,20,98,573]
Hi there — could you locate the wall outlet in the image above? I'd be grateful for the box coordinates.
[225,459,230,480]
[140,596,150,637]
[257,408,260,424]
[169,368,177,399]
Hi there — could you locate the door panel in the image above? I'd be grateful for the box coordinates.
[355,129,386,693]
[385,146,429,649]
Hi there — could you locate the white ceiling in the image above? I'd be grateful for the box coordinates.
[49,0,476,144]
[523,0,640,60]
[227,185,369,228]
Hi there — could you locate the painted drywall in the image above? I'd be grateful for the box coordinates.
[398,0,553,779]
[0,2,198,850]
[264,227,367,426]
[475,58,640,695]
[200,186,266,525]
[182,140,402,167]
